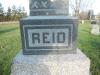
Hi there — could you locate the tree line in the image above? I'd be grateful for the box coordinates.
[0,3,27,22]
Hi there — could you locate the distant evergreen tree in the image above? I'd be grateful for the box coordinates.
[11,5,27,20]
[21,7,27,18]
[6,7,12,21]
[0,3,4,21]
[17,6,22,19]
[0,3,27,21]
[17,6,27,19]
[11,5,17,20]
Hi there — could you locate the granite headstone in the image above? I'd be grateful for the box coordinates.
[20,16,78,55]
[91,20,100,35]
[20,0,78,55]
[11,1,90,75]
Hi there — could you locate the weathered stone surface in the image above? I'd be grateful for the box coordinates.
[20,16,78,55]
[10,49,90,75]
[29,0,69,16]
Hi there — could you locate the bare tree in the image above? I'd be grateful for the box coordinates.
[70,0,94,17]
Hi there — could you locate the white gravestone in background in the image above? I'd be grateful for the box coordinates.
[91,24,100,35]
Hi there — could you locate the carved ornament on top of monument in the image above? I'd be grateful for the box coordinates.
[29,0,69,16]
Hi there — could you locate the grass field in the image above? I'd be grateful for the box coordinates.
[0,22,100,75]
[0,23,20,75]
[78,22,100,75]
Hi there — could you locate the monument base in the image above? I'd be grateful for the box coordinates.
[10,49,90,75]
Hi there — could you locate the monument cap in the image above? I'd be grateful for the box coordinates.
[29,0,69,16]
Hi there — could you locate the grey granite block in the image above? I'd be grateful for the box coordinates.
[10,49,90,75]
[20,16,78,55]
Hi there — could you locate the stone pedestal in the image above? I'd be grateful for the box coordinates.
[10,49,90,75]
[91,25,100,35]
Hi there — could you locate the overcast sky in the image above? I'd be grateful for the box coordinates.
[0,0,100,15]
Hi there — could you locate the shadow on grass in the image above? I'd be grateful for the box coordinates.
[0,27,19,35]
[90,40,100,49]
[82,29,90,33]
[0,62,3,75]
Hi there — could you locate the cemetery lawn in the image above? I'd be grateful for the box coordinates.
[0,22,100,75]
[78,22,100,75]
[0,23,21,75]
